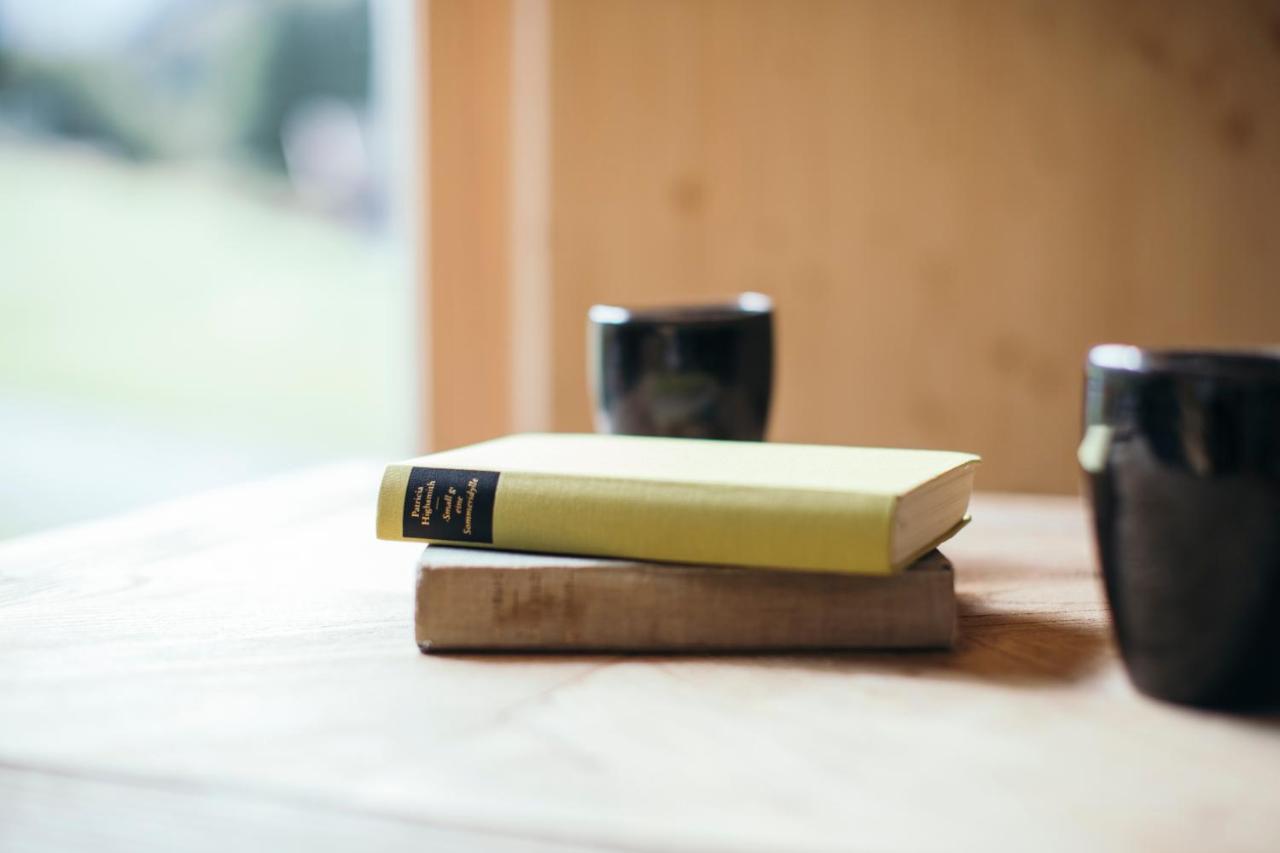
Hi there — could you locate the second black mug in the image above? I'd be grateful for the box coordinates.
[588,293,774,441]
[1080,344,1280,709]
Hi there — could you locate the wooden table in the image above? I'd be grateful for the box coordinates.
[2,465,1277,852]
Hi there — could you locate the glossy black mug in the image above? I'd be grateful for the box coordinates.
[587,293,773,441]
[1080,345,1280,709]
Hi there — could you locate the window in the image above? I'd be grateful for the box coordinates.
[0,0,418,538]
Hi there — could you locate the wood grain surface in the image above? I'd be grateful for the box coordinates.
[423,0,1280,492]
[416,548,955,651]
[546,0,1280,494]
[425,0,514,451]
[2,465,1278,851]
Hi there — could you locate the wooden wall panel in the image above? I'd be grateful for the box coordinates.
[425,0,513,450]
[545,0,1280,492]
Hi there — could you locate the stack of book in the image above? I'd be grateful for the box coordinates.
[376,434,979,652]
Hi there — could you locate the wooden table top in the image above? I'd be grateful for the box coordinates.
[2,464,1277,852]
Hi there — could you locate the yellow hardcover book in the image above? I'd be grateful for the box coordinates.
[376,433,980,575]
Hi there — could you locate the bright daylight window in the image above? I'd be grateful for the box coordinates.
[0,0,418,539]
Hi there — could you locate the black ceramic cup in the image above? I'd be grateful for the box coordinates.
[1080,344,1280,709]
[587,293,773,441]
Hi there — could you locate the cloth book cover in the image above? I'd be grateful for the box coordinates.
[416,546,957,651]
[377,433,979,575]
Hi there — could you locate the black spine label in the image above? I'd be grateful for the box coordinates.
[401,467,500,543]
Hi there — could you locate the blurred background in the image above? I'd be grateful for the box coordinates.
[4,0,1279,539]
[0,0,418,538]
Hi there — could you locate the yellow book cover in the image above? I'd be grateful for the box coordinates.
[376,433,980,575]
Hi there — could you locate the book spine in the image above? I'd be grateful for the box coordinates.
[415,559,956,651]
[376,463,897,574]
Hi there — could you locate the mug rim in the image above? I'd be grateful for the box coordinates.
[588,292,773,327]
[1088,344,1280,380]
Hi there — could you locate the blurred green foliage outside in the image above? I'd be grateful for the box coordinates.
[0,0,414,539]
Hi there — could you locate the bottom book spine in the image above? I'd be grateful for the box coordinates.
[415,553,955,652]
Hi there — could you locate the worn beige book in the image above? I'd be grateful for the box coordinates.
[415,547,956,652]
